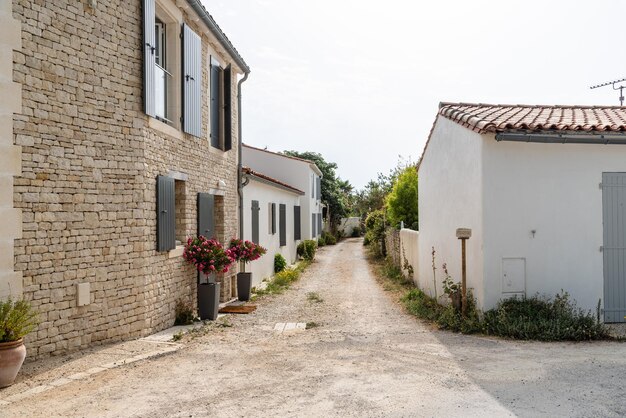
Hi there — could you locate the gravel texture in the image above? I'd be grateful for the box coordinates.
[2,238,625,417]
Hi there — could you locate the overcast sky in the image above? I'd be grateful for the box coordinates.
[205,0,626,189]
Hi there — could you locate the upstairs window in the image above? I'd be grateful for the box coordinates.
[210,58,232,151]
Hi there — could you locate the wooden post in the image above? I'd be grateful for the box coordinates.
[461,238,467,317]
[456,228,472,318]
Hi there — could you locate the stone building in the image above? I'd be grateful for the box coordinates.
[1,0,249,357]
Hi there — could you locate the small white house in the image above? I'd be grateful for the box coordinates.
[243,144,324,240]
[416,102,626,322]
[241,167,303,286]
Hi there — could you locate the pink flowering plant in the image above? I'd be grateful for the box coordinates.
[183,236,235,274]
[228,238,267,268]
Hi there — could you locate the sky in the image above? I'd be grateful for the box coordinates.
[204,0,626,189]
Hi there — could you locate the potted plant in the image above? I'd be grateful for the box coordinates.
[0,298,38,388]
[228,238,267,301]
[183,236,234,320]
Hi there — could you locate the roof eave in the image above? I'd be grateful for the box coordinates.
[185,0,250,74]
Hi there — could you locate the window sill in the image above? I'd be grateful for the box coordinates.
[149,116,183,141]
[168,245,185,258]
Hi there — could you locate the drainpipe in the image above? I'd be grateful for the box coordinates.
[237,72,250,240]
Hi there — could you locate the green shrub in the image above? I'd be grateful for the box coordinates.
[174,298,195,325]
[436,292,482,334]
[364,210,386,257]
[402,289,442,321]
[318,237,326,247]
[297,240,317,261]
[482,292,610,341]
[274,253,287,273]
[351,225,362,237]
[0,298,38,343]
[321,231,336,245]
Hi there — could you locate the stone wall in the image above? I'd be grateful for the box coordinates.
[0,0,23,300]
[12,0,242,358]
[385,228,401,269]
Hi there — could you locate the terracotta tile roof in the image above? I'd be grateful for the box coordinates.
[242,167,305,195]
[439,102,626,134]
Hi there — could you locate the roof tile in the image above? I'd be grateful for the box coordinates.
[439,102,626,133]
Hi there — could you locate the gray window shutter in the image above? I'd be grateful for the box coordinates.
[197,193,215,239]
[318,213,322,235]
[183,24,202,137]
[294,206,301,241]
[316,177,321,200]
[210,59,221,148]
[157,175,175,251]
[271,203,276,234]
[223,65,232,151]
[251,200,260,244]
[143,0,156,117]
[279,204,286,246]
[312,214,316,237]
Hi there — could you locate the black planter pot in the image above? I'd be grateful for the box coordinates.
[237,272,252,301]
[197,282,220,320]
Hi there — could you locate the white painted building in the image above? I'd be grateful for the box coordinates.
[242,144,324,241]
[415,103,626,322]
[241,167,303,286]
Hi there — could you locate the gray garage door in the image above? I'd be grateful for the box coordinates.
[602,172,626,323]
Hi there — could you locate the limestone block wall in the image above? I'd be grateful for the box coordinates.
[0,0,23,300]
[11,0,242,358]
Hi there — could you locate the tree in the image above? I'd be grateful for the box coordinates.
[283,150,351,227]
[385,165,418,230]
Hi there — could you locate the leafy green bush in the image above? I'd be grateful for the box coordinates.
[174,299,194,325]
[364,210,386,257]
[297,240,317,261]
[402,289,442,321]
[274,253,287,273]
[351,225,362,237]
[385,166,418,230]
[318,237,326,247]
[482,292,610,341]
[322,231,336,245]
[0,299,38,343]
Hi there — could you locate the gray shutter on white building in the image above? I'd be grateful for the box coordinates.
[210,59,221,148]
[318,213,322,235]
[223,65,232,151]
[316,177,321,200]
[271,203,277,234]
[294,206,301,241]
[197,193,215,239]
[183,24,202,137]
[157,175,175,251]
[251,200,260,244]
[312,214,316,237]
[143,0,156,117]
[279,204,286,246]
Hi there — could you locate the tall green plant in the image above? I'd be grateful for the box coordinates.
[0,299,38,343]
[385,165,418,230]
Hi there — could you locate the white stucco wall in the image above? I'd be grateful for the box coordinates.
[400,228,419,280]
[482,139,626,314]
[242,179,301,287]
[417,116,484,303]
[243,145,323,240]
[339,217,361,236]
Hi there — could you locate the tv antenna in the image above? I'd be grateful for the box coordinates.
[590,77,626,106]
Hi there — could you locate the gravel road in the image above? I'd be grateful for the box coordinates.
[3,238,625,417]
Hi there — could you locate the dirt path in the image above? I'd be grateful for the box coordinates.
[3,239,626,417]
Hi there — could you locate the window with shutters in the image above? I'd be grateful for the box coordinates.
[144,0,205,137]
[209,58,233,151]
